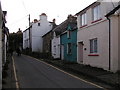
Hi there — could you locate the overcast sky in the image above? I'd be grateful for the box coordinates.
[0,0,101,33]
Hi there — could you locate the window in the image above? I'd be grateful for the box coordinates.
[81,13,87,26]
[54,46,56,54]
[67,43,72,54]
[92,5,101,21]
[90,38,97,53]
[38,23,40,26]
[67,30,70,39]
[24,32,27,38]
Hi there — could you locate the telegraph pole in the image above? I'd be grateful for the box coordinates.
[28,14,31,50]
[28,14,30,27]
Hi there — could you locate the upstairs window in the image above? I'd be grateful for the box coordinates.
[24,32,27,38]
[38,23,40,26]
[90,38,98,53]
[92,5,101,21]
[67,30,70,39]
[81,13,87,26]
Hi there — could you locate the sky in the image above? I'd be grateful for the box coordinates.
[0,0,100,33]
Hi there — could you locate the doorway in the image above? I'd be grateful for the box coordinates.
[78,42,84,63]
[61,45,64,60]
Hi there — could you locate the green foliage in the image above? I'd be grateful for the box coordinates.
[9,32,23,50]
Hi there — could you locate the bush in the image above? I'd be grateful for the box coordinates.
[22,48,53,60]
[2,70,8,78]
[2,79,6,84]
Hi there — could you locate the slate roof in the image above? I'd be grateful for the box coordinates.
[105,4,120,17]
[75,1,99,16]
[53,15,77,36]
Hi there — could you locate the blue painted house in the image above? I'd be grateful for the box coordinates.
[60,15,77,62]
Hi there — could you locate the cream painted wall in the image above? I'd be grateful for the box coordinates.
[77,1,119,71]
[110,16,119,72]
[77,20,109,70]
[119,13,120,70]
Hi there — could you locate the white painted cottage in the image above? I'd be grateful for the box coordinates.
[31,13,53,52]
[51,16,72,59]
[23,13,53,52]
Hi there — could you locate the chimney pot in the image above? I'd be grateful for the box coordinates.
[34,19,38,23]
[53,18,56,23]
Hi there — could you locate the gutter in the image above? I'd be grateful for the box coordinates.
[106,17,111,71]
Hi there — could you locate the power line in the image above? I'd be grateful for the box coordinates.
[8,0,31,30]
[7,15,28,26]
[20,0,28,15]
[111,0,115,8]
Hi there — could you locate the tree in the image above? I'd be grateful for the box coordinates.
[8,28,23,51]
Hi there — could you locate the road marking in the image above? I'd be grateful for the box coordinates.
[12,56,20,89]
[24,55,106,89]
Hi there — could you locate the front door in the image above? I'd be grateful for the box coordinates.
[78,42,83,63]
[61,45,64,60]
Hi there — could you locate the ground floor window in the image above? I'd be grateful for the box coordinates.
[67,43,72,54]
[54,45,56,54]
[90,38,98,53]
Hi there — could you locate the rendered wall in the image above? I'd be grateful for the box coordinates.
[52,36,60,59]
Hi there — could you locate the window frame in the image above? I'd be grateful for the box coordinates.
[67,30,70,39]
[92,5,101,22]
[80,12,87,26]
[90,38,98,54]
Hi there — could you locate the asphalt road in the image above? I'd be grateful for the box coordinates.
[13,54,104,89]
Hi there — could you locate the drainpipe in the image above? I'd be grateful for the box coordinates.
[106,17,111,71]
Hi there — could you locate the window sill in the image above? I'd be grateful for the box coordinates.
[80,24,87,28]
[91,18,102,23]
[88,54,99,56]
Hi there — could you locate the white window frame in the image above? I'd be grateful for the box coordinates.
[92,5,101,21]
[54,45,56,54]
[81,13,87,26]
[90,38,98,53]
[67,30,70,39]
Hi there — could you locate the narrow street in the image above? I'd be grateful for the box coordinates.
[12,54,104,88]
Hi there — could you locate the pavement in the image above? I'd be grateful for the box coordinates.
[2,55,16,89]
[2,54,120,89]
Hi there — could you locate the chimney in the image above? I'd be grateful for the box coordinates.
[39,13,47,21]
[67,14,72,19]
[18,28,21,31]
[53,18,56,23]
[67,14,75,22]
[33,19,38,23]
